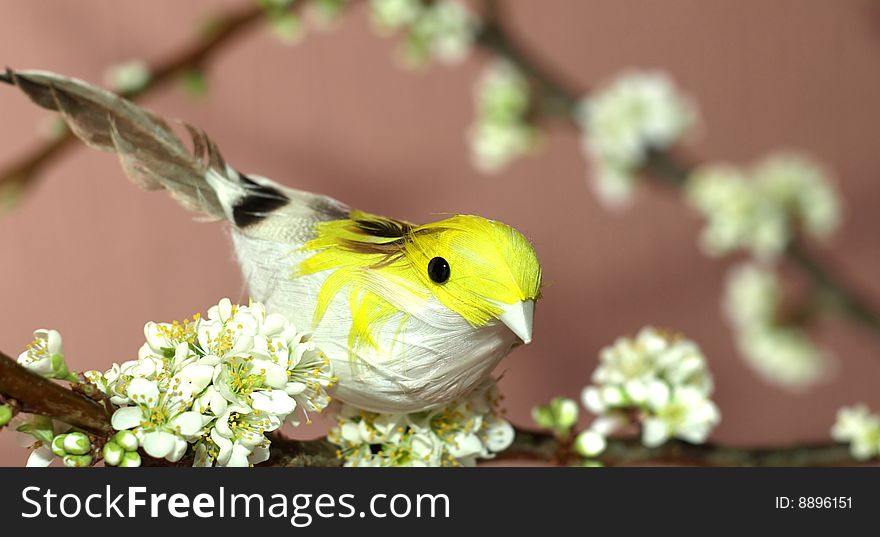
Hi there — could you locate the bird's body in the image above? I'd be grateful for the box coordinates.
[2,69,542,413]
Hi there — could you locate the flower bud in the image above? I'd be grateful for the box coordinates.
[119,451,142,468]
[51,434,68,457]
[532,397,579,436]
[0,405,11,427]
[62,454,92,467]
[62,431,91,455]
[102,441,124,466]
[550,397,579,431]
[113,430,139,452]
[574,430,607,458]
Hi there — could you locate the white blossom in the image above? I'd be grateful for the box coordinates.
[642,385,720,447]
[194,406,281,467]
[84,297,336,467]
[740,327,827,389]
[371,0,478,66]
[328,381,513,467]
[831,404,880,461]
[686,154,841,260]
[581,327,719,448]
[574,430,606,458]
[723,263,829,388]
[577,71,696,208]
[469,61,538,173]
[110,377,205,462]
[18,329,77,381]
[371,0,421,29]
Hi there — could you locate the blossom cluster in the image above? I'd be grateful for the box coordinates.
[580,327,720,451]
[831,404,880,461]
[469,61,539,173]
[83,298,336,467]
[686,153,840,261]
[577,71,696,208]
[723,263,828,388]
[327,381,513,466]
[370,0,478,67]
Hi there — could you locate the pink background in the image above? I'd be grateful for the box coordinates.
[1,0,880,465]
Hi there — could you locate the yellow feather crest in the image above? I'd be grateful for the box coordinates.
[296,210,542,354]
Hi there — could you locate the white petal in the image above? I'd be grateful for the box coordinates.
[645,380,671,410]
[224,444,253,467]
[262,314,287,336]
[340,423,362,443]
[177,364,214,393]
[26,446,55,467]
[218,298,233,322]
[581,386,606,414]
[262,363,288,389]
[142,431,177,459]
[448,433,483,458]
[170,411,205,437]
[574,430,607,457]
[111,407,144,431]
[211,428,233,465]
[46,330,63,356]
[166,436,189,462]
[251,390,296,417]
[642,417,670,448]
[285,381,307,396]
[484,419,515,452]
[248,444,271,465]
[127,378,160,404]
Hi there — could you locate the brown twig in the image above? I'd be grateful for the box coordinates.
[0,356,864,466]
[0,2,266,197]
[0,350,111,436]
[499,428,863,467]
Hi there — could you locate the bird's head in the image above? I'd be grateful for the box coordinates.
[298,211,542,346]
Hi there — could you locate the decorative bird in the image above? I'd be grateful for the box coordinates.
[1,69,542,413]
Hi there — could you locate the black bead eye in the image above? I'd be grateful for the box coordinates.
[427,257,450,284]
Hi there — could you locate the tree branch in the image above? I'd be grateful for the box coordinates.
[0,352,864,467]
[499,428,863,467]
[0,351,111,436]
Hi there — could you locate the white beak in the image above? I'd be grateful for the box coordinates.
[498,299,535,344]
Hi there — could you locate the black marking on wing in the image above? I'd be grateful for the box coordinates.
[352,216,412,238]
[232,173,289,228]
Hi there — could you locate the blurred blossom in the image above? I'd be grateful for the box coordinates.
[577,71,696,208]
[831,404,880,461]
[573,429,606,458]
[328,380,513,467]
[580,327,720,448]
[103,59,151,94]
[371,0,421,28]
[308,0,349,25]
[370,0,478,66]
[723,263,829,388]
[686,153,841,261]
[469,61,539,173]
[532,396,579,437]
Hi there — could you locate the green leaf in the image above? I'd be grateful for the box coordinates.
[0,405,11,427]
[179,69,209,99]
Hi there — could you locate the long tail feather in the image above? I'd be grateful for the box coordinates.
[2,67,227,219]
